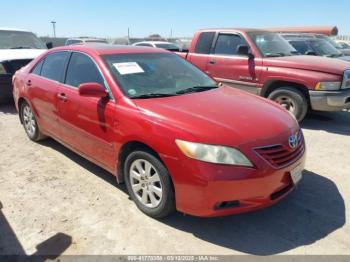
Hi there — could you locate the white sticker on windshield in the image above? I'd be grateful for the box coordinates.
[113,62,144,75]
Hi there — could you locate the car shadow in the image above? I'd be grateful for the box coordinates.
[301,110,350,136]
[38,138,128,195]
[0,201,72,259]
[159,170,345,255]
[0,102,17,115]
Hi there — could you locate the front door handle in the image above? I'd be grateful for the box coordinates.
[209,60,216,65]
[57,93,67,102]
[26,80,32,86]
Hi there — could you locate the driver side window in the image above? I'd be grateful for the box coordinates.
[214,34,244,55]
[65,52,105,88]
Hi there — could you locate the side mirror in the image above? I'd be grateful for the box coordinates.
[236,45,254,58]
[46,42,53,49]
[78,82,108,98]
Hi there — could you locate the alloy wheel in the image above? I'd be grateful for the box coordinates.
[129,159,163,208]
[22,105,36,137]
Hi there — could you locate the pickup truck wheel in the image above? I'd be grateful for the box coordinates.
[20,102,46,141]
[268,87,308,122]
[124,150,175,218]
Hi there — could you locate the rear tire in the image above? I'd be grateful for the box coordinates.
[124,150,175,218]
[20,101,46,141]
[268,87,308,122]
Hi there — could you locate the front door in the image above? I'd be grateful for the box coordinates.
[206,33,262,94]
[57,52,116,171]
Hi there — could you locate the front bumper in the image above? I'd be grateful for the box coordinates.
[0,74,13,103]
[309,88,350,111]
[163,149,306,217]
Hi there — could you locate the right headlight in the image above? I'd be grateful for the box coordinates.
[175,139,253,167]
[315,82,341,91]
[341,69,350,89]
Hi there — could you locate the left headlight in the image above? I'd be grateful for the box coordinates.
[175,139,253,167]
[0,63,7,74]
[315,81,341,91]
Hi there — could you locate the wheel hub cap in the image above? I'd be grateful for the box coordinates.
[129,159,163,208]
[23,105,36,137]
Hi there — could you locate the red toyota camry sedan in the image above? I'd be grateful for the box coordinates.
[12,44,306,218]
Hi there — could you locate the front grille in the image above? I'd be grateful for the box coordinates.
[254,131,305,169]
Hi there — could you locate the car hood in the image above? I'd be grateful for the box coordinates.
[134,86,298,147]
[0,49,46,62]
[263,55,350,75]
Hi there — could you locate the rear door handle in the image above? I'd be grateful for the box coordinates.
[57,93,67,102]
[209,60,216,65]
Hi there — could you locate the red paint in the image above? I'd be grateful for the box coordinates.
[177,29,348,94]
[13,45,306,217]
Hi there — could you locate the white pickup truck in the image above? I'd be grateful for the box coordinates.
[0,28,48,103]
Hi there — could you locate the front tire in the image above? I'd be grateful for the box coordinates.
[268,87,308,122]
[124,150,175,218]
[20,102,46,141]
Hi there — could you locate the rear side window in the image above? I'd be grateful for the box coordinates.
[65,52,105,88]
[41,52,70,82]
[194,32,215,54]
[31,59,44,75]
[214,34,245,55]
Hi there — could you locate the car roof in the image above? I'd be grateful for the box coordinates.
[0,27,32,32]
[197,28,271,34]
[67,38,107,41]
[50,43,170,56]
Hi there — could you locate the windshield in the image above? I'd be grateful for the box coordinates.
[0,30,46,49]
[309,39,342,57]
[318,35,343,49]
[154,43,180,51]
[247,32,298,57]
[103,53,217,98]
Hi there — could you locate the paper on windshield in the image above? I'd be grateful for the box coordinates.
[113,62,144,75]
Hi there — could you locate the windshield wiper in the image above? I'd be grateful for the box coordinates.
[10,46,34,49]
[175,85,218,95]
[131,93,177,99]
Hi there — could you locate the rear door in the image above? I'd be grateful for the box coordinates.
[27,51,70,136]
[58,52,116,170]
[206,33,262,94]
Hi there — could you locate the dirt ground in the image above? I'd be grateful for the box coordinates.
[0,102,349,256]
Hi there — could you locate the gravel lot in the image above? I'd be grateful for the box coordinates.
[0,103,349,256]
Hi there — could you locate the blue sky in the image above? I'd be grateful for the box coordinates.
[1,0,349,38]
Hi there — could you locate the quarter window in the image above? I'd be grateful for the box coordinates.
[41,52,70,82]
[65,52,105,88]
[214,34,245,55]
[31,59,44,75]
[194,32,215,54]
